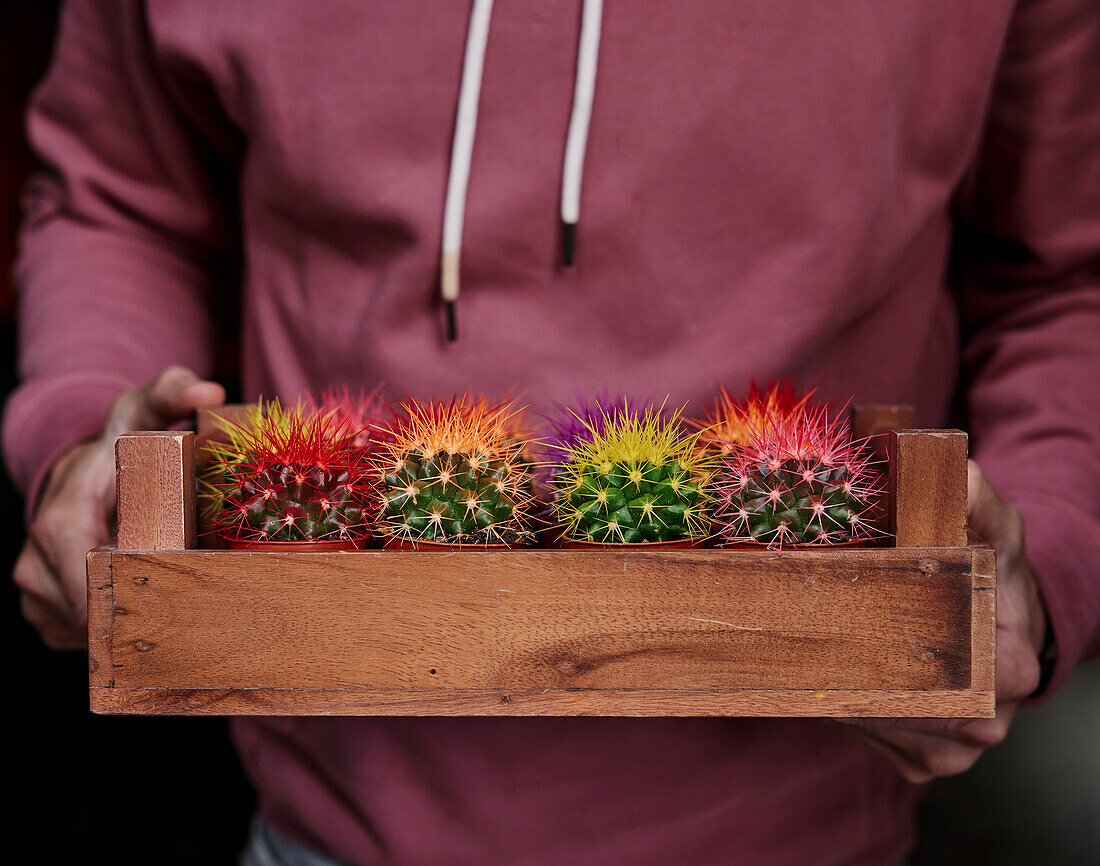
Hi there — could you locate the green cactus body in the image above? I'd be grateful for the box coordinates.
[560,459,705,543]
[235,462,367,541]
[380,450,527,543]
[729,458,862,545]
[552,405,711,544]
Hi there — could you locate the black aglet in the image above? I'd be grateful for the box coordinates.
[562,221,577,266]
[445,300,458,342]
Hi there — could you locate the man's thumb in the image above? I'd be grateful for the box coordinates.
[105,366,226,437]
[144,365,225,419]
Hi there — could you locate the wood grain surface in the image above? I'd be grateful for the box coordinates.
[87,549,114,688]
[90,545,995,718]
[889,429,968,548]
[89,687,993,718]
[969,544,997,693]
[116,431,196,550]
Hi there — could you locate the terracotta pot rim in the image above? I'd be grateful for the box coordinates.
[719,539,869,550]
[221,535,367,551]
[558,536,708,550]
[382,537,518,551]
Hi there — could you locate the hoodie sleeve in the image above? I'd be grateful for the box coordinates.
[0,0,240,517]
[953,0,1100,695]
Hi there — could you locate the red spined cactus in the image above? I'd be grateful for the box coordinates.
[207,402,373,544]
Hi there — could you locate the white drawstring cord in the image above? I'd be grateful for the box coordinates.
[561,0,604,266]
[441,0,494,341]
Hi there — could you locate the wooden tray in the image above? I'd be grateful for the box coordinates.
[87,407,994,718]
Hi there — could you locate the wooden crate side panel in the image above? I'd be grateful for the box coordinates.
[107,549,974,694]
[970,545,997,693]
[851,405,917,466]
[88,686,994,718]
[87,549,115,688]
[851,405,918,440]
[195,405,253,438]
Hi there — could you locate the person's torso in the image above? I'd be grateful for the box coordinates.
[145,2,1017,862]
[148,0,1014,417]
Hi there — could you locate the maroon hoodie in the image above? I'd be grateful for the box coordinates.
[5,1,1100,863]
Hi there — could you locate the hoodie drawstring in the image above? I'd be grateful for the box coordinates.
[441,0,604,341]
[441,0,495,342]
[561,0,604,266]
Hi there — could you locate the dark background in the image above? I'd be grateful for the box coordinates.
[2,5,1096,863]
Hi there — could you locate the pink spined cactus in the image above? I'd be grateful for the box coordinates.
[712,394,883,548]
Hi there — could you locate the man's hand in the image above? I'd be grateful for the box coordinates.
[841,460,1049,783]
[13,366,225,650]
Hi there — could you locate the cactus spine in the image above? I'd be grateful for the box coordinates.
[307,385,395,454]
[694,381,814,455]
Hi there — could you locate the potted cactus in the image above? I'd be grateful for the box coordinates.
[709,387,882,549]
[202,400,373,550]
[551,402,712,547]
[371,396,538,548]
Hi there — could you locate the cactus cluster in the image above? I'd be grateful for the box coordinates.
[372,396,537,546]
[552,405,711,544]
[710,392,880,548]
[204,401,372,543]
[195,382,884,549]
